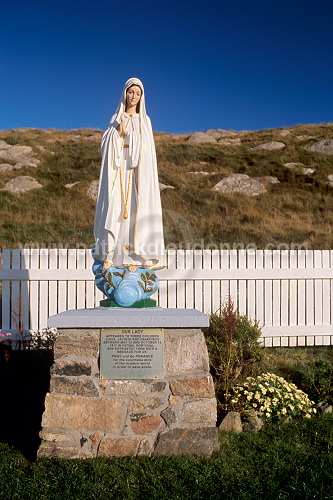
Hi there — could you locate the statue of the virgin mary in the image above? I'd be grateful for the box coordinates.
[92,78,165,306]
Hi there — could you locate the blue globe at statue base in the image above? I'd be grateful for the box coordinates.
[92,259,159,308]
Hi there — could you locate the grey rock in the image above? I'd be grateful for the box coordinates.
[278,129,292,136]
[295,135,316,141]
[316,402,332,414]
[160,407,177,426]
[307,139,333,154]
[219,411,242,433]
[327,174,333,187]
[212,173,267,197]
[0,143,40,168]
[254,176,280,185]
[164,329,210,377]
[302,168,316,175]
[159,183,175,192]
[86,133,103,141]
[0,163,24,172]
[152,426,219,456]
[189,171,217,176]
[252,141,286,151]
[206,129,238,139]
[65,182,80,189]
[188,132,217,144]
[50,376,99,398]
[284,162,304,168]
[1,176,43,193]
[284,162,316,175]
[218,138,241,146]
[87,180,99,200]
[242,409,264,432]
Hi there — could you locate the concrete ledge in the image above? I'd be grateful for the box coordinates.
[48,307,209,329]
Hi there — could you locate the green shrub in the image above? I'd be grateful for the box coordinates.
[203,295,264,411]
[297,359,333,404]
[231,372,317,422]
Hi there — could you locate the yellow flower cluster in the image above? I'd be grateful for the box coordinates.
[231,372,316,422]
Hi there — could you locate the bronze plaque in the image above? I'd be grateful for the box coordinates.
[100,328,164,379]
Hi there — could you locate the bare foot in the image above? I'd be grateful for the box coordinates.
[103,261,112,269]
[128,265,137,272]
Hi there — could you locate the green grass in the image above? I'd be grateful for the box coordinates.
[1,124,333,249]
[0,414,332,499]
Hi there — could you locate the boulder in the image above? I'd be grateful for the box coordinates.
[254,176,280,186]
[284,162,305,169]
[327,174,333,187]
[212,174,267,197]
[284,162,316,175]
[295,135,316,141]
[219,411,242,433]
[218,138,241,146]
[307,139,333,154]
[1,176,43,193]
[86,133,103,141]
[242,409,264,432]
[316,402,332,414]
[278,129,291,136]
[0,142,40,169]
[87,180,99,200]
[206,129,238,139]
[252,141,286,151]
[189,171,217,176]
[188,132,217,144]
[159,183,175,192]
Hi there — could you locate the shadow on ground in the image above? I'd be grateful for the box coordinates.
[0,346,53,461]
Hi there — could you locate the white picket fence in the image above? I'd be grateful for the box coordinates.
[1,248,333,347]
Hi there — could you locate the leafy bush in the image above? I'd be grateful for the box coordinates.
[231,373,317,422]
[203,295,264,410]
[297,359,333,404]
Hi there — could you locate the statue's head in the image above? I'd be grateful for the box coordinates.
[126,84,142,113]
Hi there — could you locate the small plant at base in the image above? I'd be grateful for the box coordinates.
[29,327,59,350]
[0,331,12,346]
[230,372,317,423]
[203,294,264,412]
[297,359,333,404]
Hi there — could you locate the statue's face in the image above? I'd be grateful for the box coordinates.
[126,85,142,110]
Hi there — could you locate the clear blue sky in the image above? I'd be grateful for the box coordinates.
[1,0,332,133]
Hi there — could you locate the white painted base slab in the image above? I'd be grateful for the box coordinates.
[48,307,209,329]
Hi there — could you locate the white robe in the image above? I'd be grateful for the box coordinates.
[93,78,165,268]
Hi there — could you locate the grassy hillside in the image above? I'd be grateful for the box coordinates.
[0,124,333,249]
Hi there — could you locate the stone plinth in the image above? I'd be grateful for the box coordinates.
[38,308,219,458]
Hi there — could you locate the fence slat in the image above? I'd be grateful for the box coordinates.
[67,249,77,311]
[322,250,330,325]
[11,250,21,331]
[58,249,68,314]
[167,250,177,308]
[48,249,58,319]
[264,251,273,326]
[211,250,220,313]
[76,249,86,310]
[306,251,314,326]
[176,250,185,309]
[20,249,30,331]
[238,250,247,315]
[29,250,39,329]
[39,249,49,330]
[203,250,212,314]
[1,250,11,330]
[85,249,95,309]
